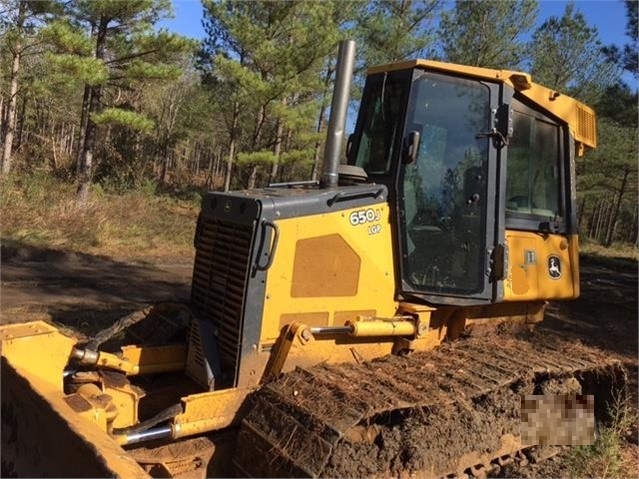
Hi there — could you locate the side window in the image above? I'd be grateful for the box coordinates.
[506,102,562,222]
[353,73,409,175]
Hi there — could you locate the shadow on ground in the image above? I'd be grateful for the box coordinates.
[541,254,638,359]
[1,239,193,335]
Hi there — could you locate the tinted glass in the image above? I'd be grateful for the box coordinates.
[506,106,562,221]
[354,73,409,175]
[401,73,491,294]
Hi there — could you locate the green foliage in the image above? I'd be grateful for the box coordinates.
[529,3,618,103]
[41,19,93,55]
[91,108,155,132]
[355,0,441,66]
[577,117,638,246]
[124,61,181,81]
[439,0,537,68]
[1,0,637,248]
[236,150,277,166]
[45,52,109,85]
[200,0,350,188]
[280,148,315,166]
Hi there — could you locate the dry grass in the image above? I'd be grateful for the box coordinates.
[0,173,199,259]
[580,239,639,261]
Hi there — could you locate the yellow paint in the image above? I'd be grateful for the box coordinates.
[0,321,76,390]
[120,344,186,375]
[262,202,397,343]
[504,231,578,301]
[105,380,142,429]
[349,319,416,337]
[3,359,148,477]
[172,388,250,431]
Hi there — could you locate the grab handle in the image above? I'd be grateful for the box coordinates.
[253,220,279,274]
[327,187,384,206]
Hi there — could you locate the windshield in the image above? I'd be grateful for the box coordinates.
[400,72,491,295]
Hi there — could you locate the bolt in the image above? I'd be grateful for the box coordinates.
[300,329,312,341]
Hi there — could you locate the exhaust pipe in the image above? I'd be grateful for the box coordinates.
[320,39,356,189]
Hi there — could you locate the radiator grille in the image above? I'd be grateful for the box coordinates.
[191,216,254,387]
[576,104,596,148]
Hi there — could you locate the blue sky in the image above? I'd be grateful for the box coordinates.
[160,0,631,52]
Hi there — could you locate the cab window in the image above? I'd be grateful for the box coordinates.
[506,99,563,225]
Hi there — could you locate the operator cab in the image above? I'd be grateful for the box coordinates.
[347,61,586,306]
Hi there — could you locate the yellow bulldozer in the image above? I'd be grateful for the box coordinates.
[1,41,625,478]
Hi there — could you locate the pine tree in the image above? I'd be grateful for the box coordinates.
[578,0,638,247]
[1,0,59,175]
[201,0,347,190]
[46,0,192,205]
[438,0,537,69]
[355,0,441,66]
[528,3,618,103]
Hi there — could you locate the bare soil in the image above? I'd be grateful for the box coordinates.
[498,253,639,478]
[0,239,193,337]
[1,239,637,478]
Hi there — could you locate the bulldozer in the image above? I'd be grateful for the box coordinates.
[1,40,626,478]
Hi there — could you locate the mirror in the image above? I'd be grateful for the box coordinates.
[404,130,421,164]
[346,133,354,160]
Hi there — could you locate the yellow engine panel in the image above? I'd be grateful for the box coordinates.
[261,202,397,343]
[504,231,579,301]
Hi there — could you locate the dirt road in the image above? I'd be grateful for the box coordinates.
[1,241,193,336]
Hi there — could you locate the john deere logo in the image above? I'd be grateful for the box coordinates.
[224,200,232,213]
[548,255,562,280]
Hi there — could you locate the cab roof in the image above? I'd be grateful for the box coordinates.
[368,59,596,152]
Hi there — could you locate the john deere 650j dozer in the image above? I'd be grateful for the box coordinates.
[1,41,625,478]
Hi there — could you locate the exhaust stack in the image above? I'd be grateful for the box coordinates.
[321,40,356,189]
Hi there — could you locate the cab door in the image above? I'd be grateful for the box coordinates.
[397,70,503,305]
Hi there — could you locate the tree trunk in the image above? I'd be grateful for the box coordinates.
[206,146,214,189]
[75,86,92,175]
[626,203,639,244]
[15,92,27,151]
[604,168,630,247]
[0,94,4,135]
[224,100,240,192]
[269,102,286,184]
[311,60,334,181]
[1,0,26,175]
[248,165,258,189]
[577,197,586,230]
[590,199,602,241]
[76,16,108,206]
[159,142,170,185]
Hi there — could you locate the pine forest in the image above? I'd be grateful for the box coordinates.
[1,0,637,250]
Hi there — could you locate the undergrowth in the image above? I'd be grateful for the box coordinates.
[580,238,638,261]
[0,172,200,258]
[566,393,636,479]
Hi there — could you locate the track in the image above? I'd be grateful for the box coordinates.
[234,334,625,478]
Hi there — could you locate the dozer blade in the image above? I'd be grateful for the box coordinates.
[1,357,150,478]
[234,335,626,478]
[1,321,150,478]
